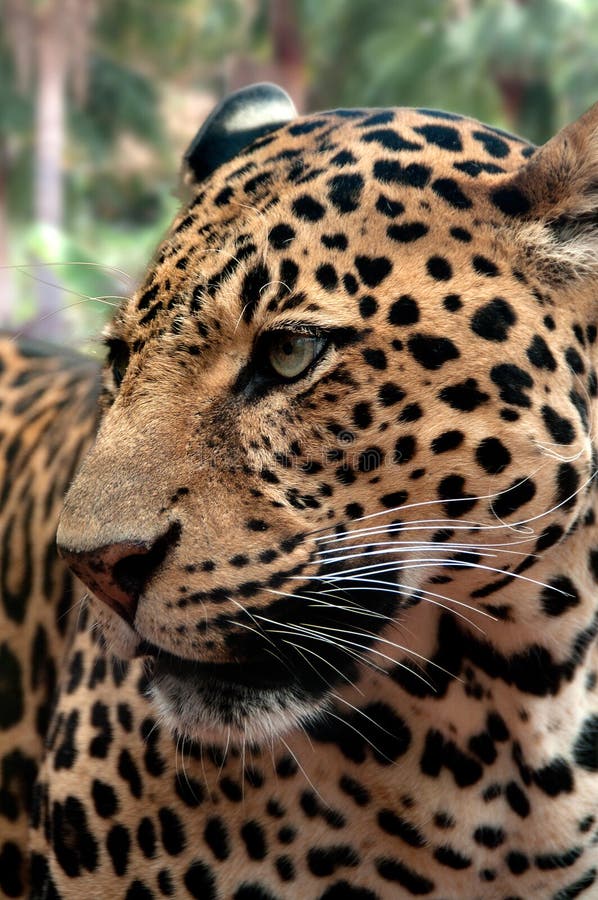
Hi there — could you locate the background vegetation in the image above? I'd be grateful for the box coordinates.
[2,0,597,350]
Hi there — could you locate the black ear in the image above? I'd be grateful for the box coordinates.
[184,83,297,183]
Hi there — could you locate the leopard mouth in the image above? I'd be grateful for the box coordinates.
[137,639,324,743]
[137,639,296,691]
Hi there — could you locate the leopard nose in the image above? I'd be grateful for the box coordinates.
[57,522,181,625]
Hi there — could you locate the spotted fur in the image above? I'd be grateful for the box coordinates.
[3,90,598,899]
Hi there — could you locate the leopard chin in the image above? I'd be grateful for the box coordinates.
[147,651,329,746]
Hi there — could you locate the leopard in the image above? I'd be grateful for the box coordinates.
[2,81,598,899]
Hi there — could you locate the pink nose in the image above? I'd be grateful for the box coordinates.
[57,523,181,624]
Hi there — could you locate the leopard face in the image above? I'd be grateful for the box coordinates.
[57,85,598,749]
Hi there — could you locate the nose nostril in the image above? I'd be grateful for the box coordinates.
[59,521,182,624]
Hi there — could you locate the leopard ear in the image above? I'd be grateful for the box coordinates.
[182,83,297,185]
[496,101,598,281]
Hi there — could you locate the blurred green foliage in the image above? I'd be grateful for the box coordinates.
[2,0,598,345]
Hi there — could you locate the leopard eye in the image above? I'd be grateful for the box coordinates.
[106,339,130,389]
[266,331,327,379]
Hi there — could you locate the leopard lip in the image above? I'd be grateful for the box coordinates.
[136,639,294,690]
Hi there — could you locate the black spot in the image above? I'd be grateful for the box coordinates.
[339,774,370,806]
[475,437,511,474]
[439,378,490,414]
[540,575,580,617]
[470,298,516,342]
[136,817,156,858]
[399,403,422,422]
[381,491,408,509]
[0,644,23,729]
[472,255,499,277]
[118,748,142,799]
[316,264,338,291]
[454,160,505,176]
[491,186,531,216]
[378,382,405,406]
[450,227,471,242]
[358,446,383,472]
[473,825,505,848]
[125,880,154,900]
[204,817,230,860]
[473,130,511,158]
[443,293,462,312]
[318,883,379,900]
[308,702,411,764]
[241,263,270,323]
[159,806,185,855]
[322,233,348,251]
[353,401,373,428]
[376,194,405,218]
[535,847,583,870]
[376,857,435,893]
[507,851,530,875]
[138,283,159,310]
[355,255,392,287]
[552,869,597,900]
[362,128,422,152]
[492,477,536,519]
[307,845,359,876]
[565,346,585,374]
[407,334,459,370]
[426,256,452,280]
[54,709,79,769]
[292,195,325,222]
[387,222,429,243]
[434,846,472,869]
[526,334,557,371]
[330,150,357,167]
[533,757,574,795]
[414,123,463,151]
[0,842,23,897]
[175,772,204,807]
[268,224,295,250]
[389,295,419,326]
[241,821,267,860]
[490,364,533,408]
[394,436,416,465]
[184,860,217,900]
[542,405,575,445]
[432,178,472,209]
[233,886,282,900]
[431,430,464,454]
[378,810,426,847]
[573,714,598,771]
[215,186,233,206]
[247,519,270,532]
[373,160,431,188]
[343,273,358,295]
[52,795,98,877]
[438,475,477,518]
[505,781,530,818]
[107,823,130,875]
[92,779,118,818]
[362,348,387,370]
[328,174,364,213]
[359,295,378,318]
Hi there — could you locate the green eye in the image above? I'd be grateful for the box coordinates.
[267,331,327,379]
